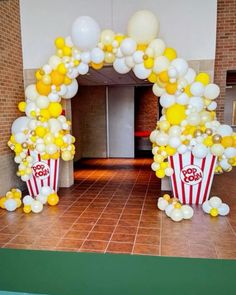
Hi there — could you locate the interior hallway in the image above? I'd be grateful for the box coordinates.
[0,158,235,259]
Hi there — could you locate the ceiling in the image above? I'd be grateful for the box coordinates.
[77,65,152,86]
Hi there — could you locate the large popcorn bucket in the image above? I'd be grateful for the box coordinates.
[26,150,60,196]
[168,151,217,204]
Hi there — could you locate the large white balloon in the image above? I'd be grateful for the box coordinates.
[91,47,105,64]
[25,84,39,101]
[209,196,222,208]
[189,97,204,112]
[152,83,165,96]
[171,58,188,77]
[202,200,211,213]
[155,132,169,146]
[184,68,196,84]
[71,16,101,51]
[192,143,208,158]
[11,117,30,134]
[218,203,230,216]
[176,93,189,105]
[127,10,159,44]
[224,147,236,159]
[217,125,233,137]
[153,56,169,74]
[160,94,175,108]
[31,200,43,213]
[120,38,137,56]
[204,84,220,100]
[62,79,78,99]
[113,58,131,74]
[190,82,205,97]
[48,118,62,133]
[5,199,17,212]
[133,63,151,79]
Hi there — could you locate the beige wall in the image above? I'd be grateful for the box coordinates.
[72,86,107,160]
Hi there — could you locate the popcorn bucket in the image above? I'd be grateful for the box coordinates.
[168,151,217,204]
[26,150,60,196]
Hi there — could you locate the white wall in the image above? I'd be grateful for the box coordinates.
[20,0,217,69]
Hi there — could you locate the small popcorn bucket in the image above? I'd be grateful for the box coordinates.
[26,150,60,196]
[168,151,217,204]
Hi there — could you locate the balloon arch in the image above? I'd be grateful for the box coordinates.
[6,10,235,213]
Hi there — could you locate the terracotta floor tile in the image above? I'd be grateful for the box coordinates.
[138,227,160,236]
[106,242,133,254]
[10,235,37,245]
[97,218,118,226]
[57,239,83,249]
[71,223,94,231]
[92,225,115,233]
[81,240,108,251]
[136,234,159,245]
[133,244,159,256]
[64,230,89,240]
[111,233,135,243]
[4,243,30,250]
[87,232,112,241]
[114,226,137,235]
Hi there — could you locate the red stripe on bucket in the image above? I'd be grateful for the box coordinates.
[179,154,186,204]
[202,156,216,204]
[189,153,194,204]
[195,157,206,204]
[38,154,44,188]
[47,159,50,186]
[27,180,34,196]
[169,156,178,198]
[53,159,58,191]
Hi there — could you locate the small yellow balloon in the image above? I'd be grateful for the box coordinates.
[165,145,176,156]
[62,46,72,56]
[23,205,32,214]
[155,169,165,179]
[15,198,22,208]
[51,70,65,86]
[221,136,233,148]
[47,193,59,206]
[166,104,186,125]
[163,194,171,201]
[57,63,67,74]
[91,62,104,70]
[48,102,62,117]
[210,208,219,217]
[174,203,182,209]
[35,126,46,138]
[144,57,154,69]
[164,48,177,61]
[104,52,115,64]
[62,150,72,161]
[148,72,157,83]
[159,71,169,83]
[0,197,6,209]
[36,80,51,96]
[40,109,51,120]
[55,37,65,49]
[195,72,210,86]
[166,82,177,95]
[18,101,26,112]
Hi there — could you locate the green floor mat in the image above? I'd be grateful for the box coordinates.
[0,248,236,295]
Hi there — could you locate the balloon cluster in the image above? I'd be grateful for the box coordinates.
[157,194,194,222]
[0,188,22,212]
[22,186,59,214]
[7,9,235,183]
[202,196,230,217]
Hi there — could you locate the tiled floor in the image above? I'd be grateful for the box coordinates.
[0,158,236,259]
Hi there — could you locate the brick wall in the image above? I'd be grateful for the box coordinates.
[0,0,25,194]
[214,0,236,122]
[135,86,158,132]
[72,86,107,160]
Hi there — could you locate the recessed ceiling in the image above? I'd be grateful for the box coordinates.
[77,65,152,86]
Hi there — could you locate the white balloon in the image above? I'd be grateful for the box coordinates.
[80,51,91,64]
[62,79,78,99]
[211,144,224,156]
[192,143,208,158]
[168,66,177,78]
[177,144,188,154]
[25,84,39,101]
[77,62,89,75]
[169,126,182,137]
[25,102,37,118]
[151,162,160,171]
[155,132,169,146]
[184,68,196,84]
[71,16,101,51]
[209,196,222,208]
[170,208,184,222]
[14,132,26,144]
[207,101,217,111]
[48,118,62,133]
[49,55,61,69]
[190,82,205,97]
[40,186,52,196]
[176,93,189,105]
[23,195,34,205]
[45,143,57,155]
[204,84,220,100]
[36,194,48,205]
[165,204,174,217]
[157,198,169,211]
[28,119,37,131]
[189,97,204,112]
[217,125,233,137]
[120,38,137,56]
[133,50,144,64]
[5,199,17,212]
[171,58,188,77]
[65,36,74,47]
[127,10,159,44]
[36,143,45,153]
[11,117,30,134]
[42,64,52,75]
[36,96,50,109]
[149,130,158,143]
[58,85,67,96]
[165,167,174,176]
[224,147,236,159]
[148,39,165,57]
[220,159,231,171]
[48,92,60,102]
[202,200,211,213]
[91,47,105,64]
[160,93,175,108]
[152,83,165,96]
[125,56,135,68]
[113,58,131,74]
[218,203,230,216]
[153,56,169,74]
[31,200,43,213]
[168,136,181,148]
[67,68,79,79]
[133,63,151,79]
[181,205,194,219]
[187,113,201,126]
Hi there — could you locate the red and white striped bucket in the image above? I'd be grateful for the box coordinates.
[26,150,60,196]
[168,151,217,204]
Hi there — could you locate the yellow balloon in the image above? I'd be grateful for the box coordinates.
[184,85,192,97]
[159,120,170,131]
[195,72,210,86]
[221,136,233,148]
[159,71,169,83]
[42,75,52,85]
[166,82,177,94]
[165,145,176,156]
[51,70,65,86]
[44,133,54,145]
[163,194,171,201]
[23,205,32,214]
[91,62,104,70]
[62,150,72,161]
[210,208,219,217]
[0,197,6,209]
[57,63,67,74]
[15,198,22,208]
[64,76,72,85]
[48,102,62,117]
[40,109,51,120]
[35,126,46,137]
[137,44,148,51]
[101,29,115,45]
[144,57,154,69]
[18,101,26,112]
[148,72,157,83]
[47,193,59,206]
[164,48,177,61]
[36,81,51,96]
[155,169,165,178]
[166,104,186,125]
[55,37,65,49]
[62,46,72,56]
[154,154,164,163]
